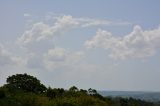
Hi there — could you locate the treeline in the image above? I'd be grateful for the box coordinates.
[0,73,159,106]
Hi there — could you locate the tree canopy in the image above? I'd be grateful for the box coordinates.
[0,73,158,106]
[6,73,46,93]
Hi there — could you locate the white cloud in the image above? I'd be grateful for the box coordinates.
[14,14,133,71]
[18,15,131,47]
[44,47,67,62]
[75,18,111,27]
[24,13,31,17]
[21,46,85,71]
[15,14,133,72]
[18,15,79,45]
[85,25,160,59]
[43,47,84,70]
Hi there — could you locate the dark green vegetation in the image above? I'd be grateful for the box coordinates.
[0,73,159,106]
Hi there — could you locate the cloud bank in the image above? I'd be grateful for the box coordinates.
[85,25,160,59]
[18,15,131,46]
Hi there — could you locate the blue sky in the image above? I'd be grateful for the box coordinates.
[0,0,160,91]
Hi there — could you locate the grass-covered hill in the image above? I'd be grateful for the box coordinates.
[0,73,159,106]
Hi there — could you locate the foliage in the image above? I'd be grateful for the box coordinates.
[0,89,5,99]
[6,73,46,93]
[69,86,78,92]
[0,73,159,106]
[46,87,65,99]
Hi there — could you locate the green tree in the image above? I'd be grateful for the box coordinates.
[69,86,78,92]
[79,89,87,94]
[46,87,56,99]
[88,88,97,95]
[46,87,65,98]
[6,73,46,93]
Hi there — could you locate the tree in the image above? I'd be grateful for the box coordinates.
[88,88,97,95]
[79,89,87,94]
[69,86,78,92]
[46,87,65,99]
[6,73,46,93]
[46,87,56,99]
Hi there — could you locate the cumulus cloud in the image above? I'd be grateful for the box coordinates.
[17,15,131,47]
[44,47,67,62]
[85,25,160,59]
[43,47,84,70]
[15,14,133,71]
[18,15,79,45]
[22,46,85,71]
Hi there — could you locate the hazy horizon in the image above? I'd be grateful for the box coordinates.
[1,0,160,92]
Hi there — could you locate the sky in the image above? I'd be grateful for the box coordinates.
[0,0,160,91]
